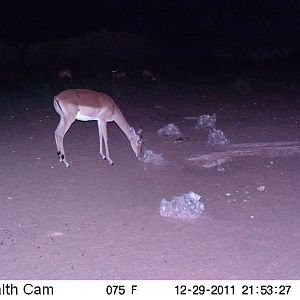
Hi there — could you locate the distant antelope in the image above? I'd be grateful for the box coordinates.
[58,69,72,85]
[112,69,117,81]
[112,69,127,82]
[142,69,155,81]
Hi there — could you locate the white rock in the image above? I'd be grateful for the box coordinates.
[257,185,265,192]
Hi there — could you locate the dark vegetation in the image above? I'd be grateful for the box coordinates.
[0,1,299,98]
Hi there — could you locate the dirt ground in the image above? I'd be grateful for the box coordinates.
[0,83,300,279]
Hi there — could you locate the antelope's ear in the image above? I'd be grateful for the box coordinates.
[129,127,136,135]
[137,127,143,136]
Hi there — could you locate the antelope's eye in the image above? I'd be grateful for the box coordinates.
[137,139,142,145]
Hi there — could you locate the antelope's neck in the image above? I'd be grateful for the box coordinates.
[113,106,132,141]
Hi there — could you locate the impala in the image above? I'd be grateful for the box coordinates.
[112,69,127,81]
[142,69,155,81]
[54,89,143,167]
[58,69,72,85]
[117,71,127,81]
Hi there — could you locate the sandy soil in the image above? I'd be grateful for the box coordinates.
[0,84,300,279]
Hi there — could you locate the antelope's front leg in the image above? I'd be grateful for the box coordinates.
[99,121,114,165]
[98,121,106,160]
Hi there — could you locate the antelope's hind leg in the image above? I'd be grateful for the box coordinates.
[54,117,74,167]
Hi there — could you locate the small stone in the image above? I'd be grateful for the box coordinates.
[257,185,265,192]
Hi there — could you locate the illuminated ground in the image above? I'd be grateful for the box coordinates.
[0,82,299,279]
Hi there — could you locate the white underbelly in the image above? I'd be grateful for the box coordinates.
[75,111,98,121]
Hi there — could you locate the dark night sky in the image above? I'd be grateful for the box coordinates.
[0,0,299,73]
[0,0,299,46]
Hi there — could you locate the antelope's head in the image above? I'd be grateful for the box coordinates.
[129,127,143,158]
